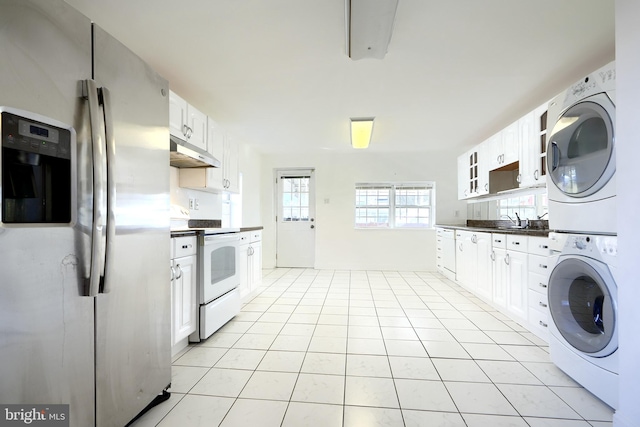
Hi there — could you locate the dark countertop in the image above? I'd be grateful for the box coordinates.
[436,220,550,237]
[170,230,198,237]
[240,226,264,232]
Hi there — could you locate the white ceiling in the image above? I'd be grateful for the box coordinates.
[65,0,614,154]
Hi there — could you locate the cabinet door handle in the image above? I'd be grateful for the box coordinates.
[494,239,502,243]
[539,244,549,249]
[534,170,539,180]
[512,241,520,246]
[170,266,176,281]
[175,264,183,280]
[539,302,548,308]
[485,183,488,191]
[539,320,548,328]
[505,253,510,265]
[490,251,495,261]
[516,174,521,183]
[539,283,548,289]
[182,124,189,137]
[539,264,548,269]
[459,243,463,252]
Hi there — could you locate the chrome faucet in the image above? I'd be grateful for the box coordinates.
[501,214,528,228]
[537,212,548,220]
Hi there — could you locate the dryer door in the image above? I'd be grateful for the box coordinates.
[548,256,617,357]
[547,93,615,198]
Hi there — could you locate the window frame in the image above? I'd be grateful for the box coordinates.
[354,182,436,229]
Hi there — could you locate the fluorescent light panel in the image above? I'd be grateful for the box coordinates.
[346,0,399,60]
[351,118,374,149]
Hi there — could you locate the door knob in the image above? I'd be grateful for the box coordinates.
[310,225,315,229]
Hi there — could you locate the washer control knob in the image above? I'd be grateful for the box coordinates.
[574,239,586,250]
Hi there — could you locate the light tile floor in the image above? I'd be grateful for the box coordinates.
[131,269,614,427]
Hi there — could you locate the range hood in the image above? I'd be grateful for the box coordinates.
[169,135,220,168]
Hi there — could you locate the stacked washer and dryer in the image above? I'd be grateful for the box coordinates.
[545,61,618,409]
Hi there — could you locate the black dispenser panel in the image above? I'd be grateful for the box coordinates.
[1,110,73,224]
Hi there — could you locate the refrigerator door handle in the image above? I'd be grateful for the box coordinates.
[100,85,116,293]
[84,79,108,297]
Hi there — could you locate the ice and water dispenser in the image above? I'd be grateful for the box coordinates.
[1,110,74,224]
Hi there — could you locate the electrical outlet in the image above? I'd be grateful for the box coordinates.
[188,198,195,210]
[194,199,200,210]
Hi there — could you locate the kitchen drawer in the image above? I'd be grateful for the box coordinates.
[528,288,549,312]
[238,232,250,244]
[528,271,549,293]
[492,233,507,249]
[173,236,197,258]
[528,308,550,342]
[507,234,527,252]
[250,230,262,242]
[528,236,551,256]
[528,254,551,276]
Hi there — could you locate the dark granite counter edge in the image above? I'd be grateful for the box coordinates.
[240,226,264,232]
[435,224,550,237]
[171,230,198,237]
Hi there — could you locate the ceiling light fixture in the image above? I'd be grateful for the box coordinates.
[345,0,399,60]
[350,118,375,149]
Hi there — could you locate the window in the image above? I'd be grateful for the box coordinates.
[355,182,435,228]
[497,193,547,221]
[281,175,310,221]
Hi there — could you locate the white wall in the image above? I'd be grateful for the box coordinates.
[260,149,466,271]
[613,1,640,425]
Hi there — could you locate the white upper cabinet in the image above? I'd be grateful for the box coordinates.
[488,121,518,171]
[458,152,470,200]
[224,134,240,194]
[459,101,550,198]
[169,91,187,140]
[501,120,519,166]
[487,131,503,171]
[518,104,548,188]
[179,117,240,194]
[518,110,536,187]
[169,90,207,152]
[187,106,207,151]
[477,142,489,196]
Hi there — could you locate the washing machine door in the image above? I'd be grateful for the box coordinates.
[548,256,617,357]
[547,93,615,198]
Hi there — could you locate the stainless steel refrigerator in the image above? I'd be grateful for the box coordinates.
[0,1,171,426]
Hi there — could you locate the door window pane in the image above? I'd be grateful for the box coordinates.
[281,175,311,222]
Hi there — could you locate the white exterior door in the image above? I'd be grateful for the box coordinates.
[276,169,315,267]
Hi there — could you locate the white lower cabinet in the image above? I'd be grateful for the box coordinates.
[238,230,262,299]
[475,233,492,301]
[455,230,474,288]
[171,236,197,354]
[444,230,551,342]
[506,248,528,321]
[527,236,552,340]
[455,230,491,296]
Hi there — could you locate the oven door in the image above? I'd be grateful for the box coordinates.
[201,233,240,303]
